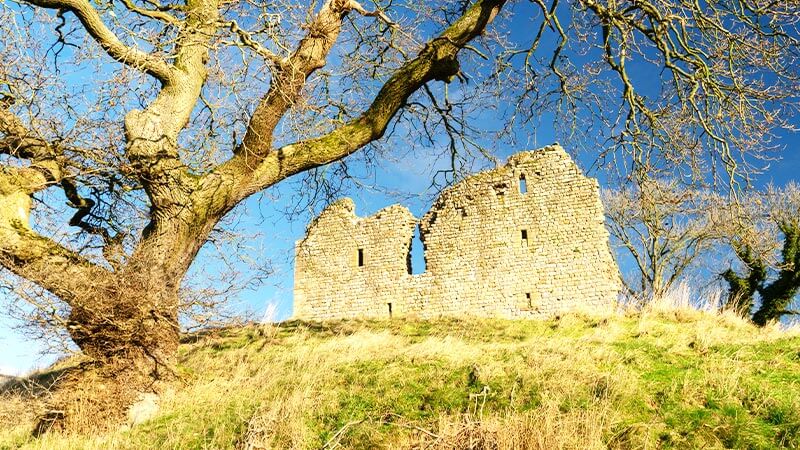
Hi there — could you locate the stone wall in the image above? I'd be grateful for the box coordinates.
[293,144,620,320]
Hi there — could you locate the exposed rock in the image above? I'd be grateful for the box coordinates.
[127,392,159,427]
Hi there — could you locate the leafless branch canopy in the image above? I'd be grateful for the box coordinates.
[603,179,720,302]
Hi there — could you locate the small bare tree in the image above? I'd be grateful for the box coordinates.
[603,179,718,303]
[1,0,798,430]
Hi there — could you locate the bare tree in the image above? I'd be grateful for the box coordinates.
[603,179,718,303]
[1,0,798,430]
[720,183,800,325]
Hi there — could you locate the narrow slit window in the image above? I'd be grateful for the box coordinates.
[358,248,364,267]
[521,229,528,246]
[388,303,393,318]
[519,174,528,194]
[525,292,532,307]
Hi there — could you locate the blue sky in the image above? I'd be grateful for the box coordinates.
[2,2,799,376]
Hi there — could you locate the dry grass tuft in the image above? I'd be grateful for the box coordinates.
[398,403,612,450]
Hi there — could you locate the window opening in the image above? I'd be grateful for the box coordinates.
[519,174,528,194]
[358,248,364,267]
[526,293,532,307]
[521,229,528,246]
[388,303,393,318]
[408,225,426,274]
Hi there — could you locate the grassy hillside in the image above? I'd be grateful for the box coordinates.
[1,307,799,449]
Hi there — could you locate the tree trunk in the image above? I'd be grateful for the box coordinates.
[36,256,182,433]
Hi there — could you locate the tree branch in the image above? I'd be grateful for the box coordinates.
[234,0,355,160]
[222,19,283,65]
[0,100,53,160]
[345,0,396,27]
[22,0,175,83]
[1,100,65,185]
[0,226,109,307]
[2,99,122,264]
[117,0,180,25]
[213,0,506,205]
[1,168,109,305]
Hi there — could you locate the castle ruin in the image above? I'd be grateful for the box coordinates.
[293,145,620,320]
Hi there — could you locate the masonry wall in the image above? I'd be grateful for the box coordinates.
[293,145,621,320]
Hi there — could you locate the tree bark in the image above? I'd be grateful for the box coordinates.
[34,246,185,432]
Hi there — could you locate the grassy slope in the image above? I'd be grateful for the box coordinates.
[1,309,799,449]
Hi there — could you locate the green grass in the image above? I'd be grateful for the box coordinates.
[1,309,799,449]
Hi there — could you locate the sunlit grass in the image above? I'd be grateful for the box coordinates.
[2,300,799,449]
